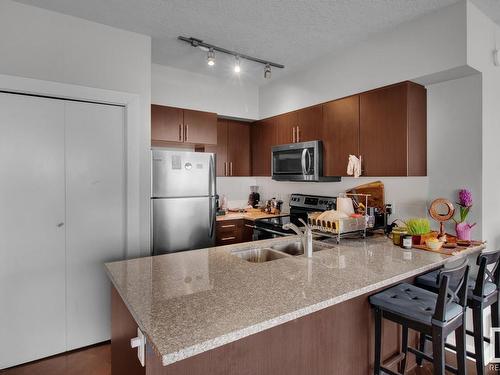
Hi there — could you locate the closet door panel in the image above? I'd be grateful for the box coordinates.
[65,101,126,350]
[0,93,66,368]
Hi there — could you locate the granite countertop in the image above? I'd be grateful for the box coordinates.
[105,236,483,367]
[216,209,285,222]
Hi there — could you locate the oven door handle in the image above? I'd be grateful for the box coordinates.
[301,148,308,175]
[255,227,294,237]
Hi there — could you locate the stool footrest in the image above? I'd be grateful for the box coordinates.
[407,347,458,374]
[378,366,401,375]
[424,334,476,359]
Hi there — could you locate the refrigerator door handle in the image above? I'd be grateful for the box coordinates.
[209,198,215,238]
[209,154,216,197]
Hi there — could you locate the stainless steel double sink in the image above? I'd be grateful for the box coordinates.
[231,240,332,263]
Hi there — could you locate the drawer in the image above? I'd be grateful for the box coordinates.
[216,219,243,234]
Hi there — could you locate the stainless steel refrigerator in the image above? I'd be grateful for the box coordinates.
[151,150,217,255]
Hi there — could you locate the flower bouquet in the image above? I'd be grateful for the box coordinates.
[454,189,476,241]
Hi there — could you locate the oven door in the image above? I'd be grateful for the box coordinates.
[272,141,321,181]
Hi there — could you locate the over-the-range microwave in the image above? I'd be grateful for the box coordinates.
[271,140,341,182]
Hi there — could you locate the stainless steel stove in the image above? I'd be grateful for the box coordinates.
[253,194,336,240]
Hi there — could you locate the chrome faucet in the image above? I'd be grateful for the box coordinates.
[283,218,313,258]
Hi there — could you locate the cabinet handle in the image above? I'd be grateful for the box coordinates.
[245,224,255,228]
[221,236,236,241]
[230,162,233,176]
[178,124,182,141]
[220,224,236,228]
[223,162,227,176]
[292,127,296,143]
[296,126,300,142]
[185,124,188,142]
[56,222,64,228]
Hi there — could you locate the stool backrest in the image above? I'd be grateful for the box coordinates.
[433,260,469,323]
[473,250,500,297]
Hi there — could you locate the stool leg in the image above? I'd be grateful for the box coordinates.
[472,305,485,375]
[374,308,382,375]
[432,326,445,375]
[416,332,426,366]
[399,325,408,374]
[492,300,500,359]
[455,318,467,375]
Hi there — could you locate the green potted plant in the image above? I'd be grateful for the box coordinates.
[405,218,432,245]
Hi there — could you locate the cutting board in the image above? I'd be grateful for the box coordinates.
[346,181,385,211]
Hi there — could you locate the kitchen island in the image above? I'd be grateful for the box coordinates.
[105,236,483,375]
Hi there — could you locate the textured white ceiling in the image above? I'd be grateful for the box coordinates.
[12,0,500,84]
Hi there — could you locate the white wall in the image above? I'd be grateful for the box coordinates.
[259,1,467,118]
[0,0,152,255]
[466,1,500,250]
[152,63,259,119]
[427,74,482,236]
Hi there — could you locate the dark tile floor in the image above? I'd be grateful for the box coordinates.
[1,342,496,374]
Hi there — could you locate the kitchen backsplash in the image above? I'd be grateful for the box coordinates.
[217,176,429,221]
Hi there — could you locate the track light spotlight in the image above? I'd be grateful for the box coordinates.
[234,56,241,73]
[207,48,215,66]
[264,64,271,79]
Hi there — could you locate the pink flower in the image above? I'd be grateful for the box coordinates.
[458,189,473,207]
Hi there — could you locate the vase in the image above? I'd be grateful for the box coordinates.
[455,222,473,241]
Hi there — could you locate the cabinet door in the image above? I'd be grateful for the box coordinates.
[296,105,321,142]
[151,105,183,143]
[227,120,251,176]
[275,111,298,145]
[205,119,228,176]
[183,109,217,145]
[360,84,407,176]
[65,101,126,350]
[322,96,360,176]
[251,118,277,176]
[0,93,66,368]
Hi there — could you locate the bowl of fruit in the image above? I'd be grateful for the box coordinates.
[425,238,444,251]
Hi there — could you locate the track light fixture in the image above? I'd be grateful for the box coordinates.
[178,36,284,78]
[264,64,271,79]
[234,56,241,73]
[207,48,215,66]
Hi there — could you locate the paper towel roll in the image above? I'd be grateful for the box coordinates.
[337,197,354,215]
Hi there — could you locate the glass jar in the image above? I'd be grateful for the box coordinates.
[402,235,413,249]
[392,227,408,246]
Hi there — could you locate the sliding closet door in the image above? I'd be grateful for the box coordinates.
[65,101,126,350]
[0,93,66,368]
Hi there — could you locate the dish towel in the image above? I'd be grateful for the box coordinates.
[347,155,362,178]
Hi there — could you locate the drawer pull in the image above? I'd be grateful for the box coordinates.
[220,224,236,228]
[221,236,236,241]
[245,224,255,228]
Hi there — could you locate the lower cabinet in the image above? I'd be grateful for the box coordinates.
[216,219,253,246]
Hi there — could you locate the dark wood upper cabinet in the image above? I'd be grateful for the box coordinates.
[151,105,183,143]
[322,96,360,176]
[183,109,217,145]
[151,105,217,146]
[251,118,277,176]
[206,119,251,177]
[227,120,251,176]
[360,82,426,176]
[296,105,321,142]
[275,111,298,145]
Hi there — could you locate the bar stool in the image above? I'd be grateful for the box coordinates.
[416,250,500,375]
[370,261,469,375]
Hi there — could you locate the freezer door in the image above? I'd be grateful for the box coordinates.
[152,197,216,254]
[152,150,215,198]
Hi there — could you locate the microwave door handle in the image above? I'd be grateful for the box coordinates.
[301,148,308,175]
[306,149,312,173]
